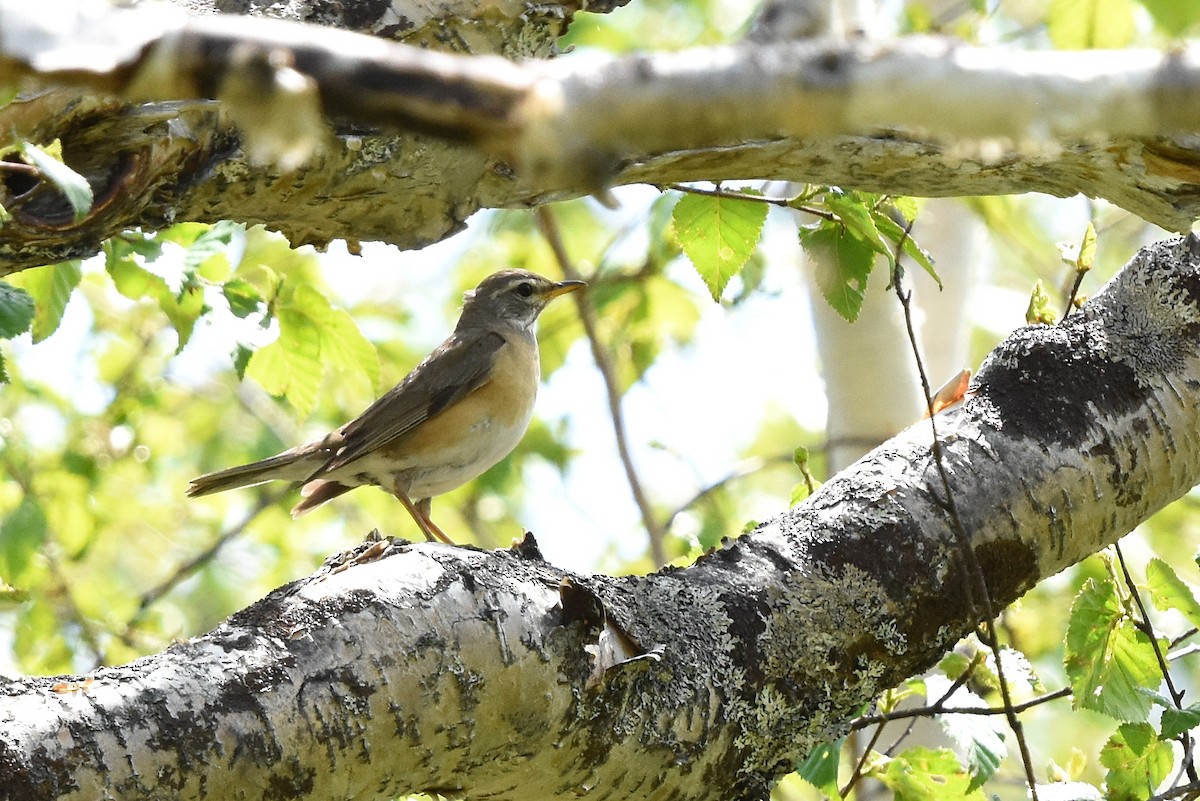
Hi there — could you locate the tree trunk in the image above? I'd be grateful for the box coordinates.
[5,235,1200,801]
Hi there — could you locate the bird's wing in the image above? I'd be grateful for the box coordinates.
[313,330,506,475]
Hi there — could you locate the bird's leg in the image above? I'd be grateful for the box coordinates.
[393,482,454,544]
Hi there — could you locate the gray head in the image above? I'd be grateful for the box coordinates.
[457,269,585,333]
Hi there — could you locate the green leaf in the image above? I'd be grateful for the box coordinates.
[672,190,768,302]
[925,675,1006,792]
[1144,557,1200,630]
[1100,723,1172,801]
[1160,704,1200,739]
[871,210,941,287]
[318,307,380,394]
[1026,280,1059,326]
[245,308,323,416]
[222,278,265,319]
[17,141,93,221]
[825,191,892,258]
[185,221,243,281]
[0,351,7,383]
[15,261,82,342]
[107,255,170,301]
[801,225,876,322]
[873,747,986,801]
[0,281,35,339]
[0,497,48,583]
[160,282,207,352]
[1047,0,1135,48]
[1136,0,1200,36]
[1064,578,1163,722]
[797,739,843,799]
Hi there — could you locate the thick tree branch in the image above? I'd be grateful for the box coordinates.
[6,235,1200,801]
[3,2,1200,270]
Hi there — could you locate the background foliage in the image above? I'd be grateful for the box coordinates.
[2,1,1200,800]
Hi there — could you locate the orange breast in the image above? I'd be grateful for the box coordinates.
[369,333,540,498]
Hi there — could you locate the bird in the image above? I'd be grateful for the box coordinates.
[187,269,585,544]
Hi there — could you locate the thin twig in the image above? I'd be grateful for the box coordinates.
[852,687,1073,728]
[665,182,838,221]
[535,205,668,567]
[890,224,1041,800]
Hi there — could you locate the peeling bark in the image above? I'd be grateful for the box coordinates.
[3,2,1200,271]
[5,236,1200,801]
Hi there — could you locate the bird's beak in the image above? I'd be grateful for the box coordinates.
[545,279,586,299]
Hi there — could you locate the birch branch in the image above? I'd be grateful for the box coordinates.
[1,1,1200,270]
[6,234,1200,801]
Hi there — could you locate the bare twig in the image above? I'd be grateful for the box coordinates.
[665,182,837,221]
[890,222,1041,799]
[852,687,1073,728]
[535,205,668,566]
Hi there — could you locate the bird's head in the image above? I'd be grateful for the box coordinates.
[458,269,585,332]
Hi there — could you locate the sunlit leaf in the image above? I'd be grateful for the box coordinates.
[1064,578,1162,722]
[672,190,768,302]
[107,255,170,301]
[1047,0,1135,48]
[872,210,940,286]
[801,225,875,322]
[1135,0,1200,35]
[245,307,323,416]
[1026,280,1058,325]
[1144,557,1200,630]
[13,261,82,342]
[825,191,891,258]
[17,140,93,221]
[0,281,35,339]
[1099,723,1172,801]
[873,747,986,801]
[319,307,380,394]
[186,220,244,281]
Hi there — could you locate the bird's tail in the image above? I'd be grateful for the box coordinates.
[187,451,315,497]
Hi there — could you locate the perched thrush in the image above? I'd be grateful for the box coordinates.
[187,269,584,543]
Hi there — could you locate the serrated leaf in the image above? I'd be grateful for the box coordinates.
[17,141,93,221]
[1141,0,1200,35]
[0,281,35,339]
[319,307,380,393]
[871,210,941,287]
[1160,704,1200,738]
[825,192,891,258]
[797,739,843,799]
[673,191,768,302]
[1145,557,1200,630]
[15,261,82,342]
[1100,723,1172,801]
[873,747,986,801]
[1065,578,1162,722]
[802,225,875,322]
[245,308,322,416]
[926,675,1007,793]
[0,351,7,383]
[1048,0,1135,49]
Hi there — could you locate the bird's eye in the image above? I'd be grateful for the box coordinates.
[516,281,534,297]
